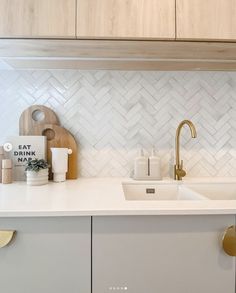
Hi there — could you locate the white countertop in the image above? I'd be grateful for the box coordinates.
[0,177,236,217]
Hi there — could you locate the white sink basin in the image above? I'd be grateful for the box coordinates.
[184,183,236,200]
[122,182,207,201]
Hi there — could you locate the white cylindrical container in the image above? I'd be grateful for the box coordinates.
[51,148,72,182]
[133,149,148,180]
[149,148,162,180]
[26,169,49,186]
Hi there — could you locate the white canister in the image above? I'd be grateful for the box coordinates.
[50,148,72,182]
[149,148,162,180]
[133,149,148,180]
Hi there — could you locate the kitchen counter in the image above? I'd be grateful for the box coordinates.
[0,177,236,217]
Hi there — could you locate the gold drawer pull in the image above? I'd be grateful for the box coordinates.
[222,226,236,256]
[0,230,15,248]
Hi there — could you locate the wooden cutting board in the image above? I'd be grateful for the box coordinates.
[32,124,78,180]
[19,105,60,135]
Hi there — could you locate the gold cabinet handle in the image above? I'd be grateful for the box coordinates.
[222,226,236,256]
[0,230,15,248]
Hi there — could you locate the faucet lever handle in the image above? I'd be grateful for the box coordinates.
[176,160,186,179]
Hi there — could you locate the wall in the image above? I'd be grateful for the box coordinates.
[0,70,236,178]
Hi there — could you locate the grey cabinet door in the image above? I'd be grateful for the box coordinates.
[93,216,235,293]
[0,217,91,293]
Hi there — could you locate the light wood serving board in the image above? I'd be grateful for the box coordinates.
[19,105,60,135]
[32,124,78,180]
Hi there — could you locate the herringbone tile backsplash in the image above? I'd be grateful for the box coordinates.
[0,70,236,177]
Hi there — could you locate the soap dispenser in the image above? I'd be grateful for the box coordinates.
[133,149,148,180]
[149,148,162,180]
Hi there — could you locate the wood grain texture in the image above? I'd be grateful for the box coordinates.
[77,0,175,39]
[33,124,78,180]
[6,59,236,71]
[1,39,236,60]
[19,105,60,135]
[0,0,76,38]
[177,0,236,41]
[2,39,236,71]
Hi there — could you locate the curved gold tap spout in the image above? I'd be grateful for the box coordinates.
[175,120,197,180]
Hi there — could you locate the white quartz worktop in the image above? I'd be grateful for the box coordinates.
[0,177,236,217]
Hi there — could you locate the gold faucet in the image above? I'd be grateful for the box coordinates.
[174,120,197,180]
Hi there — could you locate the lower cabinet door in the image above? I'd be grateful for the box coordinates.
[0,217,91,293]
[93,216,235,293]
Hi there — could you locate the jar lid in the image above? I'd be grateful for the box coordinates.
[2,159,12,169]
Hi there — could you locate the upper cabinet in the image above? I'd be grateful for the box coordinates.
[0,0,76,38]
[177,0,236,41]
[0,0,235,43]
[77,0,175,39]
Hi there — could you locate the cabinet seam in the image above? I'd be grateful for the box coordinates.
[175,0,177,39]
[91,216,93,293]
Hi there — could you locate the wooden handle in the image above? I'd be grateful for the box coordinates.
[0,230,15,248]
[222,226,236,256]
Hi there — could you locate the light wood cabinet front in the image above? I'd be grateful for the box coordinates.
[77,0,175,39]
[177,0,236,41]
[0,0,76,38]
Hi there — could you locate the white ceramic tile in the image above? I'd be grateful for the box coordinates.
[0,70,236,178]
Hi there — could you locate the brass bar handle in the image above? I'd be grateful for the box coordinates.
[0,230,15,248]
[222,226,236,256]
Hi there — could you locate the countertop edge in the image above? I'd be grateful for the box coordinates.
[0,209,236,217]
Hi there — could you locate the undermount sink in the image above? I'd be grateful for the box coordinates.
[184,183,236,200]
[123,181,236,201]
[122,182,207,201]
